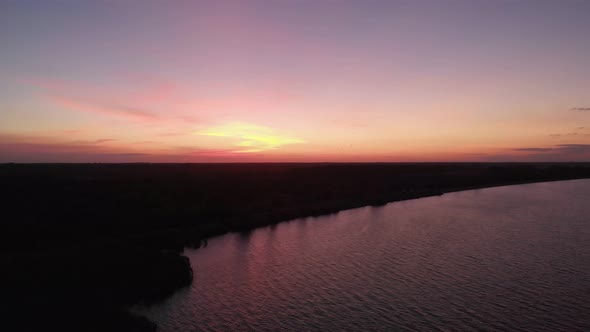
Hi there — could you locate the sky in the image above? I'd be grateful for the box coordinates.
[1,0,590,162]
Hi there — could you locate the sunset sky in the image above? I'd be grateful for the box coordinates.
[1,0,590,162]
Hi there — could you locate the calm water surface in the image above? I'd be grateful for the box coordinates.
[138,180,590,331]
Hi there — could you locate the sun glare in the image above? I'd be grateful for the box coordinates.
[197,122,305,153]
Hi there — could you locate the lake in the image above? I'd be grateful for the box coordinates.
[137,179,590,331]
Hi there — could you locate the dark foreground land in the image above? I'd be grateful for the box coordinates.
[2,162,590,331]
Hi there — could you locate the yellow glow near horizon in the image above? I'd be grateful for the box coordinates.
[197,122,305,153]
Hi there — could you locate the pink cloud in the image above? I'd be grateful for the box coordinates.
[27,75,304,130]
[29,77,201,124]
[49,94,160,121]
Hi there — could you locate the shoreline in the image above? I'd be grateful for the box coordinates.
[137,176,590,327]
[201,175,590,238]
[177,176,590,248]
[2,163,590,331]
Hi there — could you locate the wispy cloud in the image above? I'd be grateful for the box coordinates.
[189,148,246,156]
[506,144,590,161]
[109,153,150,157]
[0,133,146,162]
[514,147,554,152]
[556,144,590,151]
[94,138,116,144]
[547,127,589,138]
[29,77,202,124]
[571,107,590,111]
[515,144,590,153]
[484,143,590,162]
[49,94,159,120]
[0,131,304,163]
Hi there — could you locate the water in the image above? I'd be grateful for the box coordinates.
[138,180,590,331]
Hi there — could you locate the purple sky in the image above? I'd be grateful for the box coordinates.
[1,0,590,162]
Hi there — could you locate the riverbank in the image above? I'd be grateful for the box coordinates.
[135,178,590,332]
[2,163,590,331]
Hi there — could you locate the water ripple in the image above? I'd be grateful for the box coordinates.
[137,180,590,331]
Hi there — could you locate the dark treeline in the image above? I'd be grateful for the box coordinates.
[2,162,590,331]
